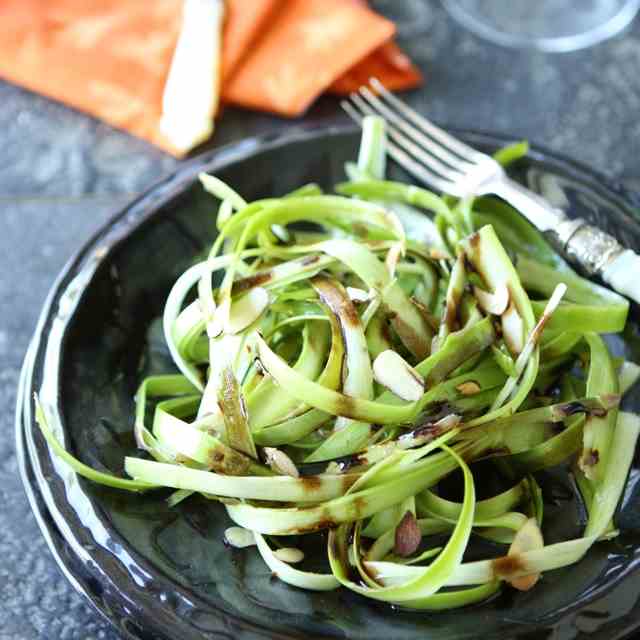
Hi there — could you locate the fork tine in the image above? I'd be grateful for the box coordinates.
[351,93,464,181]
[357,86,474,172]
[340,98,465,197]
[385,140,466,197]
[340,99,363,124]
[369,77,485,163]
[351,89,473,180]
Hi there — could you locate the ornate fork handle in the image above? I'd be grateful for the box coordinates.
[493,177,640,303]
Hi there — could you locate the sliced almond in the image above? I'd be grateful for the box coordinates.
[501,303,525,355]
[271,224,291,243]
[473,282,509,316]
[217,199,233,228]
[346,286,370,303]
[207,296,228,338]
[273,547,305,564]
[506,518,544,591]
[224,526,256,548]
[263,447,299,478]
[429,248,450,261]
[532,284,567,344]
[385,243,403,279]
[434,413,462,430]
[373,350,425,402]
[456,381,481,396]
[398,413,461,449]
[394,511,422,557]
[225,287,269,334]
[493,284,567,411]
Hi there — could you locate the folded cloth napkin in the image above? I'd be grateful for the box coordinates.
[0,0,421,156]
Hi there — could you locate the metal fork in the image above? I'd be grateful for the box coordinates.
[342,78,640,304]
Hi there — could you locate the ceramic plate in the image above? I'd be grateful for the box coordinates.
[16,125,640,640]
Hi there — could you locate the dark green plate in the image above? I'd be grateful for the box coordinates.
[16,125,640,639]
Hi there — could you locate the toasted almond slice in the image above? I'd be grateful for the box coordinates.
[506,518,544,591]
[429,248,450,261]
[398,413,461,449]
[217,199,233,228]
[394,511,422,557]
[346,286,370,303]
[530,283,567,345]
[273,547,305,564]
[263,447,300,478]
[271,224,291,243]
[385,243,403,279]
[473,282,509,316]
[225,526,256,549]
[226,287,269,334]
[456,381,481,396]
[501,303,525,355]
[435,413,462,430]
[207,296,228,338]
[373,350,425,401]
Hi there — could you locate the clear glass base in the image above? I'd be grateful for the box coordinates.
[442,0,640,52]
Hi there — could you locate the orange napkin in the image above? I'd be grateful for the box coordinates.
[223,0,395,116]
[329,0,421,95]
[222,0,421,112]
[0,0,183,153]
[329,41,422,95]
[221,0,280,85]
[0,0,422,155]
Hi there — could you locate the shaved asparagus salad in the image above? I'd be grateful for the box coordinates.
[36,117,640,610]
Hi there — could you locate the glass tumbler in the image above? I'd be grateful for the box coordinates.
[442,0,640,52]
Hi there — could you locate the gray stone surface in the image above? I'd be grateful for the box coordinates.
[1,2,640,638]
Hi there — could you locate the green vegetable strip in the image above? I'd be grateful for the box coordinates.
[461,226,538,424]
[366,519,451,561]
[311,277,373,435]
[255,335,417,425]
[218,367,257,459]
[357,115,387,179]
[336,180,458,232]
[436,252,466,348]
[252,409,332,447]
[366,309,393,359]
[619,361,640,395]
[134,374,199,454]
[199,173,247,211]
[417,481,525,521]
[252,315,344,446]
[328,445,475,603]
[367,537,595,587]
[253,533,339,591]
[125,457,358,502]
[584,412,640,537]
[197,333,244,425]
[35,394,153,492]
[318,239,432,359]
[248,321,330,429]
[226,443,482,535]
[541,332,583,358]
[153,406,270,476]
[578,334,619,483]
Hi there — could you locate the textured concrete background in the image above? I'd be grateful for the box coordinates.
[2,2,640,638]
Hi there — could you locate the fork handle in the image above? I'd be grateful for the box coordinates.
[553,218,640,304]
[492,179,640,304]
